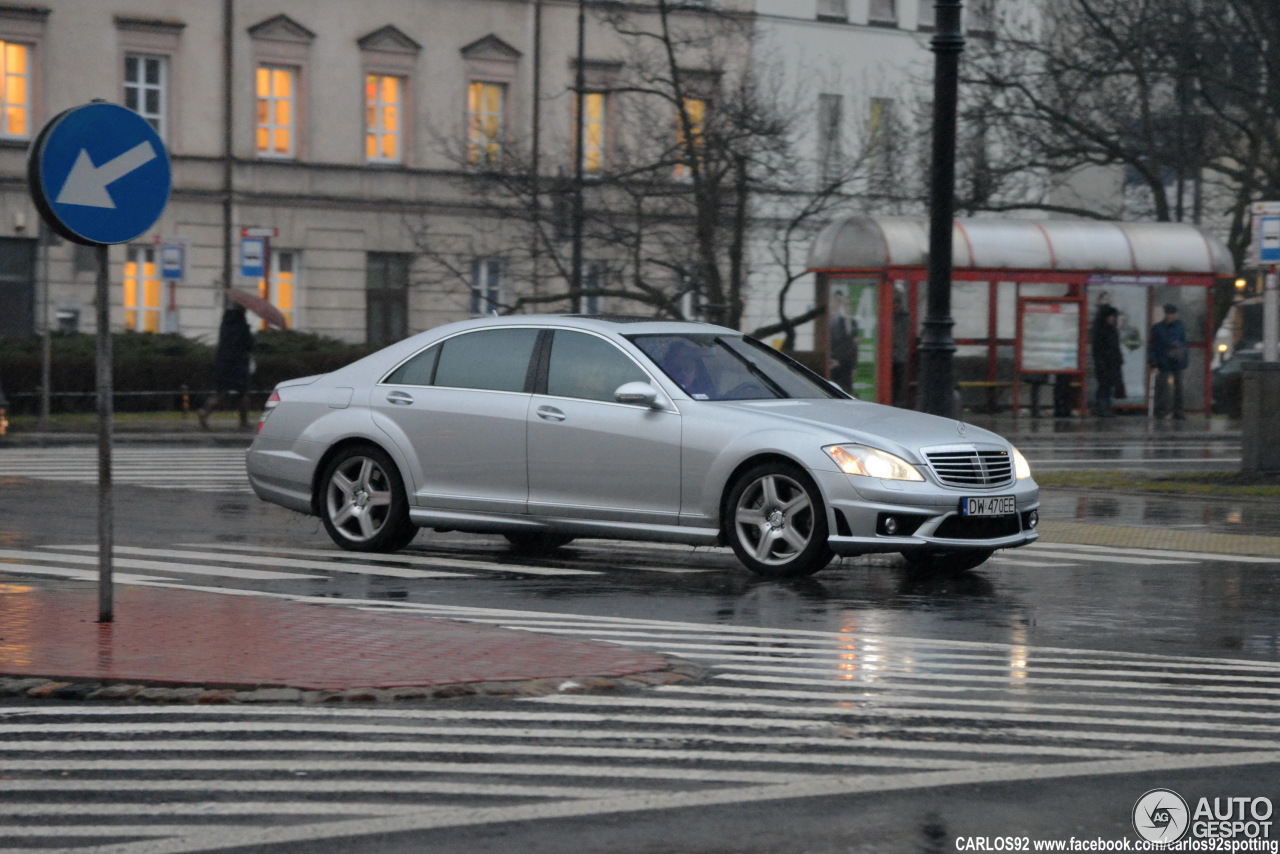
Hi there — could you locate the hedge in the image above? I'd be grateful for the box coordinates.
[0,330,373,413]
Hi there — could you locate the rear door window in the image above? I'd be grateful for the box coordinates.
[432,328,540,393]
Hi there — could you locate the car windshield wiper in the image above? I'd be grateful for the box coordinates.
[718,339,789,399]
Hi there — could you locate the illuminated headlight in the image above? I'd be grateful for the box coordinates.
[825,444,924,482]
[1013,447,1032,480]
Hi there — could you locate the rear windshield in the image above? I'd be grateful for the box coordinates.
[628,333,846,401]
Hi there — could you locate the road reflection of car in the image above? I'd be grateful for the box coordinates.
[246,316,1039,578]
[1211,348,1262,417]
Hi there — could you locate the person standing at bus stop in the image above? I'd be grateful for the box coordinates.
[198,301,254,430]
[1091,305,1124,417]
[1148,303,1188,420]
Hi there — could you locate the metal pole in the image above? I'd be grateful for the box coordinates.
[39,222,52,429]
[222,0,235,294]
[570,0,586,298]
[916,0,965,418]
[95,242,114,623]
[1266,266,1278,363]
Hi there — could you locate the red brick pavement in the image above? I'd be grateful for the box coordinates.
[0,583,669,690]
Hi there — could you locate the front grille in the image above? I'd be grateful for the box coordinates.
[925,448,1014,487]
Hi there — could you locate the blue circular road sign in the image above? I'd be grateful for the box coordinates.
[28,102,171,246]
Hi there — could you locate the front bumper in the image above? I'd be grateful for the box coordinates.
[812,469,1040,557]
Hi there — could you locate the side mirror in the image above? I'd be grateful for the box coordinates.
[614,381,661,408]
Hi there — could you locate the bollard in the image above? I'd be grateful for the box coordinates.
[1241,362,1280,474]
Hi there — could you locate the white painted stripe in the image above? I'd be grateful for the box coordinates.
[0,739,979,769]
[990,559,1080,567]
[0,802,432,817]
[0,563,174,584]
[1042,542,1280,564]
[0,549,318,581]
[3,826,261,839]
[0,779,645,798]
[993,549,1193,565]
[52,751,1280,854]
[7,759,829,784]
[178,543,600,576]
[703,674,1280,720]
[47,545,469,580]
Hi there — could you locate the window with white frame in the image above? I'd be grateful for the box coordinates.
[470,258,502,314]
[967,0,996,34]
[0,40,31,139]
[124,54,166,137]
[869,0,898,25]
[816,93,843,183]
[815,0,848,21]
[123,246,162,333]
[365,74,402,163]
[256,64,297,158]
[467,81,505,167]
[917,0,936,30]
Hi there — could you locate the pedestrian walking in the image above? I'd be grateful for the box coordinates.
[1091,305,1124,416]
[1148,303,1188,420]
[198,302,254,429]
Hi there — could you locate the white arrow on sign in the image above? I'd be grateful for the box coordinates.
[54,141,158,209]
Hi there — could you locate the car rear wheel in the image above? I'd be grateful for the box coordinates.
[504,532,575,554]
[319,445,417,553]
[726,462,833,578]
[900,549,994,574]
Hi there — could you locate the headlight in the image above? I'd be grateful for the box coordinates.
[1012,447,1032,480]
[825,444,924,481]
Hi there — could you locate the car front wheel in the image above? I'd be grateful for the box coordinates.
[319,445,417,553]
[726,463,833,578]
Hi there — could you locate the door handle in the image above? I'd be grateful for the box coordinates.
[536,405,566,422]
[386,391,414,406]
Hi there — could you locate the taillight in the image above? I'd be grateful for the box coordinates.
[257,389,281,434]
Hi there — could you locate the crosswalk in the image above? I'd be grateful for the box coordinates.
[0,538,1272,590]
[0,446,251,492]
[3,602,1280,852]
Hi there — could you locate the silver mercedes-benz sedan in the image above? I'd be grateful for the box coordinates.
[246,315,1038,578]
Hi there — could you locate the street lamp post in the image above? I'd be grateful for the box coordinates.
[571,0,586,299]
[917,0,965,417]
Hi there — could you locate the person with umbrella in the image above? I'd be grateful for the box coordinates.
[198,299,255,429]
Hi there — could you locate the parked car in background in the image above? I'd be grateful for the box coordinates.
[246,316,1039,578]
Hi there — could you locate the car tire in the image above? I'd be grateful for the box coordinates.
[900,549,994,574]
[319,444,417,553]
[725,462,833,578]
[504,532,575,554]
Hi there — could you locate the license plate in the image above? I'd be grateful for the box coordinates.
[960,495,1016,517]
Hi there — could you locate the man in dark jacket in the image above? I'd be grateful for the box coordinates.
[1091,305,1124,416]
[1148,303,1188,420]
[198,302,254,429]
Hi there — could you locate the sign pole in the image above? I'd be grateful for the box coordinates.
[95,243,114,622]
[1267,266,1279,364]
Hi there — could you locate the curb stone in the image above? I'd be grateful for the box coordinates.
[0,660,704,705]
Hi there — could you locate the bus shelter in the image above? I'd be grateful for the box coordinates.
[806,216,1234,415]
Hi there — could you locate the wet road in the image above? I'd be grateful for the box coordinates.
[1,443,1278,853]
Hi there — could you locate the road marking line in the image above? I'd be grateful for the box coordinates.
[0,779,648,799]
[179,543,601,577]
[47,545,469,580]
[0,563,174,584]
[0,548,318,581]
[1039,542,1280,563]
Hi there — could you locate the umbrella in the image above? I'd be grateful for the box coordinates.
[226,288,288,330]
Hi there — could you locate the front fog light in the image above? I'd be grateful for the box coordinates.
[1027,510,1038,529]
[884,516,899,535]
[825,444,924,482]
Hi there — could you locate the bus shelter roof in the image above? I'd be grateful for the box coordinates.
[806,216,1234,276]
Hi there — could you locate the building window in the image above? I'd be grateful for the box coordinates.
[815,0,848,21]
[674,97,706,181]
[869,97,896,194]
[366,252,410,347]
[124,53,166,137]
[917,0,936,30]
[470,258,502,315]
[467,81,504,167]
[256,64,297,158]
[816,93,843,183]
[257,249,298,330]
[576,91,606,175]
[0,41,30,139]
[123,246,162,333]
[967,0,996,34]
[869,0,898,25]
[365,74,402,163]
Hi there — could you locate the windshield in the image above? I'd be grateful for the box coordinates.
[629,333,846,401]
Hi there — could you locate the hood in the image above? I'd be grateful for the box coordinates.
[715,399,1012,461]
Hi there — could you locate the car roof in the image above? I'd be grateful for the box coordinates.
[428,314,738,338]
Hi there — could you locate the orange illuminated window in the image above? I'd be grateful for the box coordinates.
[123,247,162,333]
[0,41,29,138]
[257,250,297,330]
[467,81,504,167]
[365,74,402,163]
[575,91,606,174]
[674,97,705,180]
[256,64,296,158]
